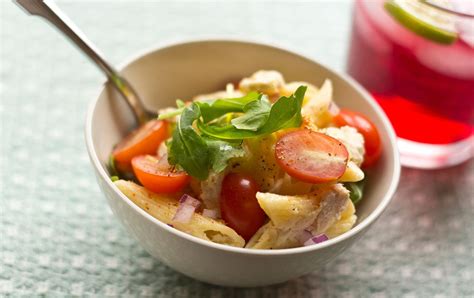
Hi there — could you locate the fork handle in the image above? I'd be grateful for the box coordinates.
[14,0,151,124]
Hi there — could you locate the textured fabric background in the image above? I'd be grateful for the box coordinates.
[1,0,473,297]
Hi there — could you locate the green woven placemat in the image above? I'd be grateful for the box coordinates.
[1,1,473,297]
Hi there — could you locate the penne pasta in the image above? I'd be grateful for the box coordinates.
[339,161,365,182]
[301,79,334,128]
[281,81,319,104]
[325,200,357,238]
[115,180,245,247]
[246,184,352,249]
[239,70,285,96]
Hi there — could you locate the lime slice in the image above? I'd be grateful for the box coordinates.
[384,0,458,44]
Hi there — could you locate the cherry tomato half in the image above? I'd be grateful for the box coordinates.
[333,109,382,167]
[113,120,168,164]
[220,173,266,241]
[275,129,349,183]
[132,155,190,193]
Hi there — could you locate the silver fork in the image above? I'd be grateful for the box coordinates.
[14,0,155,125]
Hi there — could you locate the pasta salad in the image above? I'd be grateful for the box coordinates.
[109,70,382,249]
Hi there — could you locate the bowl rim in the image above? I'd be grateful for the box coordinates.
[85,37,401,256]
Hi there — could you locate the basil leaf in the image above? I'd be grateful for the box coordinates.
[345,181,365,204]
[198,86,307,140]
[168,103,209,180]
[231,96,271,131]
[205,138,245,173]
[198,92,261,123]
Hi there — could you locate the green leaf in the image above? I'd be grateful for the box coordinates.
[108,154,119,176]
[176,99,185,108]
[198,92,261,123]
[157,99,186,120]
[197,122,255,139]
[205,138,245,173]
[168,103,210,180]
[259,85,305,131]
[345,181,365,204]
[158,92,261,122]
[198,86,307,140]
[158,107,185,120]
[166,86,306,180]
[231,96,271,131]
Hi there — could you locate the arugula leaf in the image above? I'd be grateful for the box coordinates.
[197,86,307,140]
[168,104,210,180]
[205,138,245,173]
[260,85,306,131]
[157,99,187,120]
[158,92,260,121]
[345,181,365,204]
[167,103,246,179]
[108,154,137,181]
[108,154,119,177]
[176,99,185,108]
[198,92,261,122]
[158,108,185,120]
[166,86,307,180]
[231,96,271,131]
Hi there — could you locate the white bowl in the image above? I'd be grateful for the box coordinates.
[85,39,400,287]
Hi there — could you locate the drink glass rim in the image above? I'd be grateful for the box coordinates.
[422,0,474,18]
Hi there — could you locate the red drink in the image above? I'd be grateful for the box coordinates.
[347,0,474,168]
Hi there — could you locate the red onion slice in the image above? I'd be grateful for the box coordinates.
[202,209,219,219]
[173,204,196,223]
[303,234,329,246]
[179,194,201,208]
[173,194,201,223]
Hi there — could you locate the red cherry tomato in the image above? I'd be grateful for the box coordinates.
[113,120,168,164]
[131,155,190,193]
[220,173,266,241]
[275,129,349,183]
[333,109,382,167]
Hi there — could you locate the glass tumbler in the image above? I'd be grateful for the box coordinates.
[347,0,474,169]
